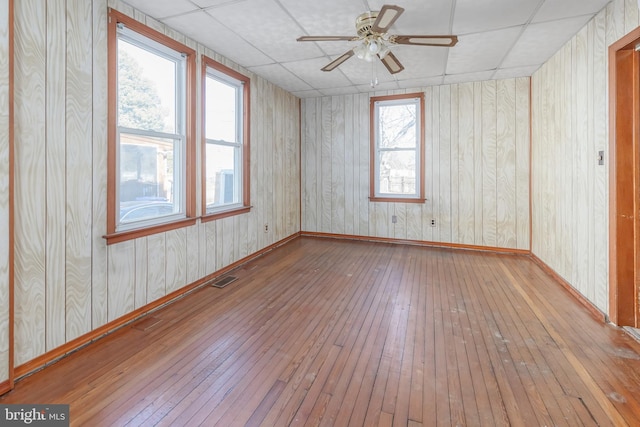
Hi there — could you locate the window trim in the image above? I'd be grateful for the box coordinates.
[105,9,197,244]
[201,56,251,222]
[369,92,426,203]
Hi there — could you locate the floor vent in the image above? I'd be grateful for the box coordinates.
[210,276,238,289]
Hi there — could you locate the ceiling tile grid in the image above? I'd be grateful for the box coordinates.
[121,0,612,96]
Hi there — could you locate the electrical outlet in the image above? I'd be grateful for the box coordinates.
[392,215,397,224]
[264,223,269,233]
[430,219,436,227]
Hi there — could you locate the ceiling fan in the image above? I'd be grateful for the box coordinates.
[297,4,458,76]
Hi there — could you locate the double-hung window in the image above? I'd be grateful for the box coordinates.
[107,10,196,241]
[202,57,250,219]
[370,93,425,202]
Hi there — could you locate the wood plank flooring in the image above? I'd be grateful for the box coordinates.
[2,237,640,426]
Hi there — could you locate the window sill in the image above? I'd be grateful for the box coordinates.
[369,197,426,204]
[201,205,252,223]
[104,217,198,245]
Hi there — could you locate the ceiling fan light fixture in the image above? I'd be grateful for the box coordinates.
[368,40,380,54]
[378,43,391,59]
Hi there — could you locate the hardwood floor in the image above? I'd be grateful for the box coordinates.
[2,237,640,426]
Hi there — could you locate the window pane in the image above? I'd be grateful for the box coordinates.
[205,143,239,210]
[205,77,238,142]
[119,133,180,223]
[379,150,417,195]
[118,39,177,133]
[379,103,417,149]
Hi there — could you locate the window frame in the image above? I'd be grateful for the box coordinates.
[201,56,251,221]
[369,92,426,203]
[105,9,197,244]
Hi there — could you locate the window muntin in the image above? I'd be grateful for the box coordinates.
[203,59,249,216]
[115,24,187,231]
[371,93,425,202]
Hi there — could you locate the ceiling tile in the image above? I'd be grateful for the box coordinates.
[447,26,523,75]
[202,0,323,62]
[277,0,365,38]
[120,0,611,96]
[191,0,248,8]
[368,0,455,34]
[443,70,496,85]
[453,0,541,34]
[492,65,540,80]
[501,15,592,68]
[282,57,353,89]
[389,46,449,80]
[532,0,610,23]
[292,89,324,98]
[163,11,273,67]
[396,76,446,90]
[122,0,199,19]
[248,63,313,92]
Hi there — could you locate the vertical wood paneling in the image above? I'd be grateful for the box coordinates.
[186,224,200,285]
[357,94,369,236]
[205,221,217,276]
[331,96,345,234]
[0,0,11,382]
[344,95,355,235]
[14,0,46,365]
[92,0,108,330]
[473,82,484,244]
[458,83,475,244]
[481,81,498,247]
[134,238,147,310]
[515,78,530,250]
[592,10,608,310]
[496,79,517,248]
[45,0,66,350]
[301,100,317,231]
[11,0,301,369]
[107,242,135,321]
[65,0,93,341]
[430,86,440,243]
[438,86,452,243]
[572,26,589,298]
[301,78,530,250]
[450,84,460,243]
[146,234,166,303]
[624,0,639,33]
[531,0,634,313]
[165,228,186,294]
[321,97,332,233]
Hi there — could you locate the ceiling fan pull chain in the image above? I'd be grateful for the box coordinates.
[370,59,378,88]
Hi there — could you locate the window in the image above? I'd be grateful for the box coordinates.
[202,57,250,219]
[107,10,196,242]
[370,93,425,202]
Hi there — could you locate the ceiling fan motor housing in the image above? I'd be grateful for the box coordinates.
[356,11,379,37]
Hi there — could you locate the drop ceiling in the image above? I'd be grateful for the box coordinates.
[121,0,612,98]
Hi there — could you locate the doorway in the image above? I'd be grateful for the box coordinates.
[610,27,640,328]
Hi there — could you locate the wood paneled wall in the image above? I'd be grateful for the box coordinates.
[531,0,639,313]
[12,0,299,367]
[301,79,530,250]
[0,0,12,384]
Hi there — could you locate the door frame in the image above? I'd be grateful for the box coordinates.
[609,26,640,327]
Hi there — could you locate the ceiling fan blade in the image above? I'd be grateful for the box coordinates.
[371,5,404,33]
[379,51,404,74]
[297,36,358,42]
[321,50,355,72]
[392,35,458,47]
